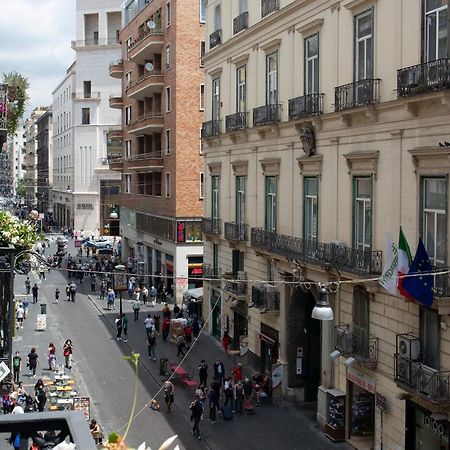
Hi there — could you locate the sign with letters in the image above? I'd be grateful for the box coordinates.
[346,366,376,394]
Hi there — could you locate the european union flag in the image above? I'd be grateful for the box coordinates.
[402,238,434,307]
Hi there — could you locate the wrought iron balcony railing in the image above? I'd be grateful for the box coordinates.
[253,104,281,127]
[335,325,378,367]
[203,263,221,280]
[202,217,222,236]
[210,29,222,49]
[261,0,280,17]
[233,11,249,34]
[223,272,248,298]
[397,59,450,98]
[224,222,248,242]
[335,78,381,111]
[225,113,248,133]
[288,93,324,120]
[201,120,221,138]
[250,228,383,276]
[251,283,280,312]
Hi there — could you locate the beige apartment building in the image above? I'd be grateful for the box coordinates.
[202,0,450,449]
[111,0,205,300]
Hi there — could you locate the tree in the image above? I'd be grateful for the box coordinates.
[2,72,29,135]
[16,178,26,198]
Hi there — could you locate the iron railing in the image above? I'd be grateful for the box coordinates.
[233,11,249,34]
[288,93,324,119]
[202,264,221,279]
[202,217,222,236]
[253,104,281,127]
[71,38,120,47]
[335,325,378,367]
[129,151,162,161]
[397,59,450,98]
[224,275,248,297]
[225,113,248,132]
[201,120,221,138]
[210,29,222,49]
[433,266,450,298]
[224,222,248,242]
[335,78,381,111]
[261,0,280,17]
[126,70,162,92]
[250,228,383,276]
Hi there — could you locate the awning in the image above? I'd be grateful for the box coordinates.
[184,287,203,301]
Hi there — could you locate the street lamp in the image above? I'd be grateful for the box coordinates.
[113,264,126,316]
[311,284,334,321]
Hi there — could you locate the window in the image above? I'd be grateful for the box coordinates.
[420,306,440,369]
[125,174,131,194]
[125,71,132,88]
[304,177,318,240]
[138,172,162,196]
[211,175,219,219]
[421,177,447,266]
[236,176,246,224]
[354,9,373,81]
[266,52,278,105]
[304,33,319,94]
[200,84,205,111]
[212,78,220,121]
[165,45,171,68]
[126,37,132,53]
[265,176,277,232]
[83,81,91,99]
[166,1,171,27]
[213,243,219,275]
[200,41,206,66]
[125,106,132,125]
[236,65,246,113]
[425,0,448,61]
[81,108,90,125]
[199,172,204,199]
[125,140,132,159]
[200,0,206,23]
[165,129,171,155]
[166,87,171,112]
[353,176,372,250]
[165,172,171,198]
[232,249,244,274]
[199,127,203,154]
[214,4,221,31]
[353,286,369,357]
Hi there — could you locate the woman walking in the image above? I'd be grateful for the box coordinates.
[27,348,39,378]
[63,339,73,369]
[48,342,56,372]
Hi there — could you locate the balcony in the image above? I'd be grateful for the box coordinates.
[225,112,248,133]
[108,129,123,141]
[72,92,101,101]
[335,325,378,368]
[250,228,383,276]
[335,78,381,111]
[261,0,279,18]
[224,222,248,242]
[107,138,121,153]
[251,283,280,312]
[201,120,221,138]
[203,263,221,280]
[125,71,164,100]
[395,354,450,403]
[107,156,123,171]
[109,95,123,109]
[223,272,248,299]
[109,59,124,78]
[126,152,164,171]
[288,93,324,120]
[71,37,120,49]
[210,29,222,49]
[397,59,450,98]
[202,217,222,236]
[127,112,163,135]
[253,104,281,127]
[233,11,249,34]
[128,29,164,65]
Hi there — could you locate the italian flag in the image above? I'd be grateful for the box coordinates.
[397,226,413,299]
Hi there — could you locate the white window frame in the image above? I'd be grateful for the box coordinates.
[165,87,171,112]
[166,45,171,69]
[304,33,319,95]
[211,175,219,219]
[354,176,372,250]
[199,127,203,155]
[125,174,132,194]
[165,172,171,198]
[355,9,373,81]
[200,0,206,23]
[125,140,132,159]
[166,1,171,27]
[212,78,220,121]
[214,4,221,31]
[165,129,171,155]
[125,106,132,125]
[236,65,246,113]
[236,176,246,224]
[199,172,204,199]
[425,1,448,62]
[200,41,206,67]
[303,177,318,240]
[200,84,205,111]
[125,71,132,88]
[266,52,278,105]
[265,176,277,232]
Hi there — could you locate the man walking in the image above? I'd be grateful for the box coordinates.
[16,304,24,329]
[190,395,203,440]
[107,288,115,310]
[69,281,77,302]
[25,277,31,295]
[132,295,140,321]
[198,360,208,387]
[147,330,157,361]
[163,379,174,413]
[122,314,128,342]
[213,358,225,385]
[12,351,21,384]
[115,314,123,341]
[144,314,154,337]
[32,284,39,304]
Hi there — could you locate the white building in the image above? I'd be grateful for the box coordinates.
[51,0,122,233]
[7,121,26,197]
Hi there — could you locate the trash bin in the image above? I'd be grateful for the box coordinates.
[159,358,168,376]
[40,303,47,315]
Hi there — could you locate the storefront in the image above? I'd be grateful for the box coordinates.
[260,323,279,376]
[406,401,450,450]
[187,256,204,289]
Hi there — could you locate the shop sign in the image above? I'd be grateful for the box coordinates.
[376,393,387,411]
[346,366,376,394]
[423,414,449,442]
[73,396,90,421]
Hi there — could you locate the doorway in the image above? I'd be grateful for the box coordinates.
[211,290,221,340]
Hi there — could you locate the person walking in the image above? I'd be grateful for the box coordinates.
[36,385,47,412]
[190,395,203,440]
[107,288,115,310]
[65,283,71,302]
[153,313,161,333]
[192,317,200,340]
[25,277,31,295]
[213,358,225,385]
[12,352,21,384]
[163,379,174,413]
[132,295,140,321]
[48,343,56,372]
[99,281,106,300]
[208,383,219,424]
[184,323,193,349]
[122,314,128,342]
[63,339,73,369]
[115,314,123,341]
[31,284,39,304]
[27,348,39,378]
[234,379,244,413]
[232,363,243,383]
[144,314,154,337]
[222,331,231,354]
[198,360,208,387]
[90,275,96,293]
[162,316,170,341]
[176,333,186,357]
[147,330,157,361]
[141,285,148,305]
[16,304,24,329]
[54,288,60,304]
[69,281,77,302]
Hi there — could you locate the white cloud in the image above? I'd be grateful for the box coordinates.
[0,0,76,114]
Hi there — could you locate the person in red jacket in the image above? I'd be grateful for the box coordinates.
[232,363,243,383]
[184,323,193,349]
[162,317,171,341]
[222,331,231,354]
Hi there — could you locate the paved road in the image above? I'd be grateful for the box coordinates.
[9,240,352,450]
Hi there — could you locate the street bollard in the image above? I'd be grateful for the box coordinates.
[159,358,168,376]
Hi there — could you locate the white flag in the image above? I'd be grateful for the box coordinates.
[379,233,399,295]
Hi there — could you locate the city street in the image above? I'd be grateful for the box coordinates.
[8,240,352,450]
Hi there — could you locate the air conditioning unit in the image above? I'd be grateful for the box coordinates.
[397,334,421,361]
[397,358,419,387]
[336,328,355,354]
[418,365,439,396]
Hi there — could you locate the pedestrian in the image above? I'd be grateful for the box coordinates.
[99,281,106,299]
[16,303,24,329]
[213,358,225,385]
[90,275,96,293]
[32,284,39,304]
[127,280,134,298]
[36,385,47,412]
[153,312,160,333]
[222,330,231,354]
[54,288,60,304]
[184,323,193,349]
[163,380,174,413]
[12,351,21,384]
[150,285,157,306]
[208,383,219,423]
[192,317,200,339]
[22,298,29,319]
[2,392,11,415]
[147,330,157,361]
[198,360,208,387]
[141,285,148,305]
[107,288,115,310]
[223,377,234,407]
[63,339,73,369]
[27,348,39,378]
[176,333,186,356]
[144,314,154,337]
[234,379,244,413]
[38,265,46,280]
[66,283,71,301]
[122,314,128,342]
[231,363,243,383]
[132,294,140,321]
[115,314,123,341]
[162,303,171,319]
[48,343,56,372]
[25,277,31,295]
[195,384,206,412]
[190,395,203,440]
[69,281,77,302]
[162,316,170,341]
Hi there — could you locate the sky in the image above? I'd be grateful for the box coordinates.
[0,0,76,115]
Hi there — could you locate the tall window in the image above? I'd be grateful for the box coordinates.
[200,41,206,67]
[265,176,277,232]
[422,177,447,266]
[125,140,132,159]
[166,1,171,27]
[83,81,91,99]
[125,71,132,88]
[165,87,171,112]
[212,78,220,121]
[200,0,206,23]
[165,45,171,68]
[125,106,132,125]
[125,174,131,194]
[420,307,440,369]
[425,0,448,61]
[266,52,278,105]
[200,84,205,111]
[353,286,369,357]
[236,176,246,224]
[199,172,204,199]
[211,176,219,219]
[354,10,373,81]
[236,65,246,113]
[304,177,318,240]
[165,172,171,198]
[81,108,90,125]
[353,177,372,250]
[304,33,319,94]
[214,4,221,31]
[165,129,171,155]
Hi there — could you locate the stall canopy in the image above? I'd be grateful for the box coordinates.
[185,287,203,302]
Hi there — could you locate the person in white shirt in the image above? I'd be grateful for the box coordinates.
[16,304,25,329]
[144,314,154,337]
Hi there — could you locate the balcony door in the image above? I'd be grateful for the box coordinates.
[236,66,247,113]
[266,52,278,106]
[353,176,372,250]
[424,0,448,62]
[355,10,374,81]
[265,176,277,232]
[235,176,246,225]
[211,175,219,221]
[304,33,319,95]
[420,307,440,369]
[212,78,220,122]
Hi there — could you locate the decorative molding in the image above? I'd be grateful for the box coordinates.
[260,38,282,52]
[297,154,323,177]
[343,0,377,11]
[390,129,404,137]
[259,158,281,176]
[287,25,296,34]
[408,147,450,173]
[296,18,324,36]
[343,151,379,177]
[230,53,249,65]
[207,162,222,176]
[208,67,223,78]
[231,160,249,176]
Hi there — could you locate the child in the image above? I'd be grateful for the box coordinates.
[54,288,60,304]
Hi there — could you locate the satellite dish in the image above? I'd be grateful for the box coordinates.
[147,20,156,30]
[145,62,154,72]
